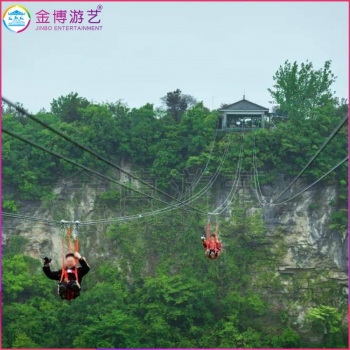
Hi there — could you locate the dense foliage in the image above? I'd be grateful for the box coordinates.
[2,61,348,348]
[2,210,347,348]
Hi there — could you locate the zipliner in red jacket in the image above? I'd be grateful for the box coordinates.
[201,233,222,259]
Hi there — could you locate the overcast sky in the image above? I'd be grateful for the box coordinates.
[2,1,348,113]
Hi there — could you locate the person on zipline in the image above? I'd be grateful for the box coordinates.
[43,252,90,300]
[201,233,222,259]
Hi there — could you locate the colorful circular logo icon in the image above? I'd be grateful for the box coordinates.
[2,4,31,33]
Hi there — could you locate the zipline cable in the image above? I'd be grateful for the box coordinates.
[252,135,268,206]
[2,212,58,224]
[2,96,204,214]
[4,142,347,225]
[251,147,348,207]
[2,127,202,214]
[214,139,243,215]
[271,114,348,203]
[2,133,232,227]
[75,122,225,223]
[73,133,232,225]
[252,152,268,206]
[211,135,244,215]
[78,135,234,225]
[177,121,219,200]
[270,156,348,206]
[172,134,231,205]
[3,97,231,223]
[141,122,222,210]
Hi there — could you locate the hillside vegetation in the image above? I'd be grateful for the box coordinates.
[2,60,348,348]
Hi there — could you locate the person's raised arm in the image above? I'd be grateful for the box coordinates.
[42,257,61,280]
[75,252,90,276]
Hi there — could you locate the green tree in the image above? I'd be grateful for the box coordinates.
[51,92,90,123]
[12,333,38,348]
[161,89,197,122]
[306,305,342,347]
[268,60,336,123]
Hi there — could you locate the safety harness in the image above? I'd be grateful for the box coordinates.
[59,220,80,300]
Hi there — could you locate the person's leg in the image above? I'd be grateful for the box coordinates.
[205,249,210,257]
[67,280,81,297]
[58,281,68,299]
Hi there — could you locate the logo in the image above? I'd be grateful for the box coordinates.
[3,4,31,33]
[34,4,103,31]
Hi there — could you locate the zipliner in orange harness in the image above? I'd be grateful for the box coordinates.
[43,220,90,301]
[201,233,222,259]
[43,252,90,300]
[201,220,222,259]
